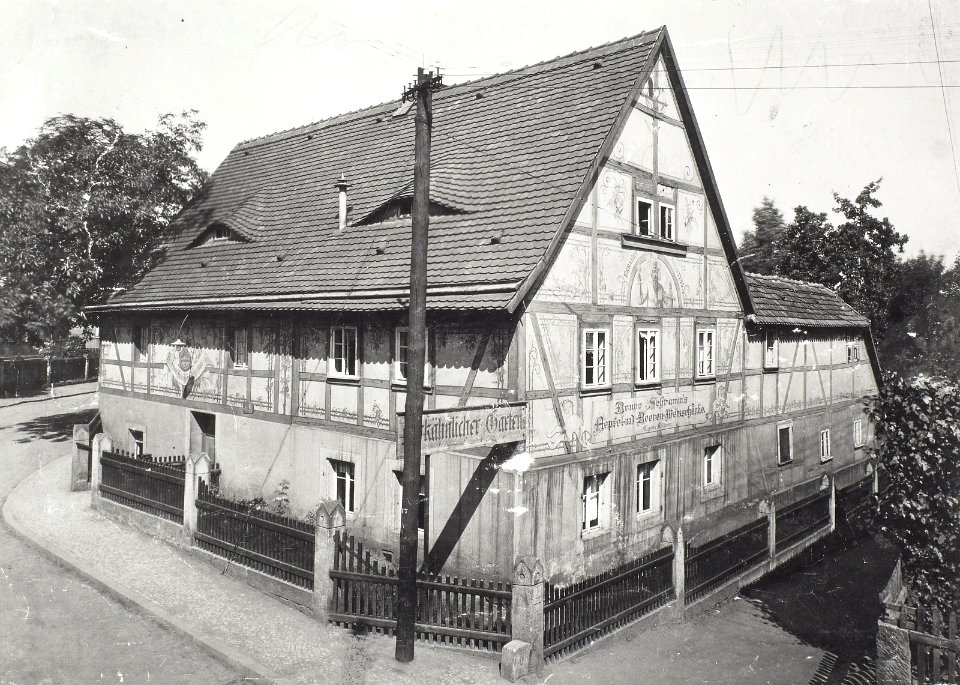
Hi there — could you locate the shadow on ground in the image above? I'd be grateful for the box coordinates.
[742,531,899,683]
[15,408,97,444]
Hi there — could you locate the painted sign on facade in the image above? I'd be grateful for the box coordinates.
[585,388,713,442]
[418,404,527,451]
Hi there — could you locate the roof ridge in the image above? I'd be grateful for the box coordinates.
[745,271,835,289]
[233,28,663,152]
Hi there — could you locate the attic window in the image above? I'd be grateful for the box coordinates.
[356,197,464,226]
[192,222,243,246]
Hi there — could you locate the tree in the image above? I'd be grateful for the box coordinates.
[0,112,207,345]
[871,374,960,611]
[738,196,785,275]
[776,180,908,338]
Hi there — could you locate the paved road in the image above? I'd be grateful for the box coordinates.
[0,386,244,685]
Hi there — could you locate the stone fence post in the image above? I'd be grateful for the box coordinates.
[183,452,213,543]
[71,424,91,491]
[313,500,346,618]
[876,618,911,684]
[760,499,776,563]
[501,555,545,681]
[828,474,837,533]
[672,525,685,613]
[90,433,112,507]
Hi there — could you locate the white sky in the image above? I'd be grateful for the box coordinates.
[2,0,959,262]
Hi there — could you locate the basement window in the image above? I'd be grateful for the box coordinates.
[329,459,356,514]
[778,422,793,466]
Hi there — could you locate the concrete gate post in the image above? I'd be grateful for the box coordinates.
[183,452,213,543]
[71,424,91,491]
[503,555,545,680]
[90,433,112,508]
[876,619,912,684]
[313,500,346,618]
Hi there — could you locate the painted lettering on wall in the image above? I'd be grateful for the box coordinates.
[418,405,527,451]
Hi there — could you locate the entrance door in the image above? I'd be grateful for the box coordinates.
[190,411,216,461]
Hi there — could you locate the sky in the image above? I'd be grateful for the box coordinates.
[2,0,959,262]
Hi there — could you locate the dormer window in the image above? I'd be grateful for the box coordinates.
[212,224,231,241]
[190,222,246,247]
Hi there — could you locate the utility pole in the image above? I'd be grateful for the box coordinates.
[396,66,442,664]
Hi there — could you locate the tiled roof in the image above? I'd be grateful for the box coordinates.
[744,272,868,328]
[100,30,663,312]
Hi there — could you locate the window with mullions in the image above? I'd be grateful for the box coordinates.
[696,327,715,378]
[330,459,355,514]
[763,330,779,369]
[636,328,659,384]
[329,326,359,378]
[636,460,660,514]
[228,327,249,369]
[582,472,609,533]
[659,204,675,241]
[394,327,430,385]
[582,328,610,390]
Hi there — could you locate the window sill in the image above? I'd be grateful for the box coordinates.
[621,233,688,256]
[778,459,793,468]
[327,375,361,385]
[635,509,662,524]
[854,444,864,451]
[580,386,613,397]
[635,381,662,390]
[700,483,723,502]
[581,527,610,543]
[820,456,833,464]
[694,376,716,385]
[762,366,778,374]
[391,382,434,394]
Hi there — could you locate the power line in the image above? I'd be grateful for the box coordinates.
[684,84,960,90]
[928,0,960,203]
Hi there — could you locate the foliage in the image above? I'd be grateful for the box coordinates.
[776,180,908,338]
[870,374,960,611]
[0,112,207,346]
[738,197,784,275]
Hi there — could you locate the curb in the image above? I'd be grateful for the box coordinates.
[0,385,96,410]
[0,456,278,684]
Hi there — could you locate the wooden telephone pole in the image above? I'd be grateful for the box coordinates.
[396,66,442,664]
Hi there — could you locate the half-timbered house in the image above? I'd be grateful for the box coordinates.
[88,27,880,584]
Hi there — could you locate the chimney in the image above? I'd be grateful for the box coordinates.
[334,174,350,231]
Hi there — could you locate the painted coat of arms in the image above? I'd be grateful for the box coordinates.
[166,340,209,398]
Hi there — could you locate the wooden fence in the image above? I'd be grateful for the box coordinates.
[897,604,959,683]
[543,545,674,659]
[99,450,185,524]
[1,352,98,397]
[194,480,315,589]
[684,517,768,604]
[775,490,831,552]
[328,532,512,652]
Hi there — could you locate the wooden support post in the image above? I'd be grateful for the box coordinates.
[506,555,545,676]
[396,66,442,664]
[313,500,346,619]
[183,452,212,542]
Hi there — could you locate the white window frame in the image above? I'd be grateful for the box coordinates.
[853,419,864,448]
[212,224,231,241]
[581,328,611,390]
[581,471,609,534]
[329,326,359,379]
[231,327,249,369]
[763,330,779,369]
[847,340,860,363]
[659,203,675,241]
[330,459,356,514]
[636,327,660,384]
[820,428,832,462]
[703,445,722,488]
[696,327,715,378]
[636,460,661,515]
[777,421,794,465]
[129,429,145,458]
[394,327,431,386]
[636,198,653,236]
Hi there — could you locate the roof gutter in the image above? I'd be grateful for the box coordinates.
[86,280,522,312]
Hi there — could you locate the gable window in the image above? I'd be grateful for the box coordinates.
[637,199,653,236]
[330,459,355,514]
[853,419,864,448]
[847,340,860,363]
[582,328,610,390]
[228,327,249,369]
[704,445,722,487]
[820,429,832,462]
[636,460,660,514]
[582,472,609,533]
[394,327,430,385]
[330,326,359,378]
[763,331,779,369]
[696,327,715,378]
[636,328,659,384]
[778,422,793,465]
[659,204,675,241]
